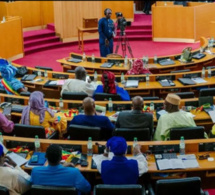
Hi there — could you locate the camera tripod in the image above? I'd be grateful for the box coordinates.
[114,31,134,58]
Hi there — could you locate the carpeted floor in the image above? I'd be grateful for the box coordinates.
[14,14,200,72]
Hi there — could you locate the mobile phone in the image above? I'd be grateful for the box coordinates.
[71,157,80,166]
[3,105,12,116]
[44,100,49,108]
[81,154,87,161]
[31,155,39,163]
[81,161,88,167]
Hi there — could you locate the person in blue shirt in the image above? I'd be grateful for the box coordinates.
[70,97,115,140]
[93,136,148,184]
[98,8,115,57]
[30,145,91,194]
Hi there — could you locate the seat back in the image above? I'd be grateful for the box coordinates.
[68,125,101,140]
[156,177,202,195]
[199,88,215,97]
[31,185,78,195]
[62,92,88,100]
[114,128,150,141]
[175,92,194,99]
[0,186,9,195]
[94,93,121,101]
[170,126,205,140]
[20,91,31,97]
[14,124,46,138]
[94,184,144,195]
[35,66,53,71]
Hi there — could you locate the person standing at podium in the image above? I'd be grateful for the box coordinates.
[98,8,115,57]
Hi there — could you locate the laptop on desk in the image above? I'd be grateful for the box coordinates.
[178,78,196,85]
[125,80,139,88]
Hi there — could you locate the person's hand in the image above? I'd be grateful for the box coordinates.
[62,162,75,167]
[133,144,142,156]
[103,145,110,157]
[5,114,11,121]
[4,156,17,167]
[105,39,109,46]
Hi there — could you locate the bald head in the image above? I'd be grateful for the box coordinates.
[83,97,95,115]
[132,96,143,111]
[75,66,87,81]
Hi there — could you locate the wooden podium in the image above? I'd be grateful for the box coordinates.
[0,16,24,60]
[152,2,215,43]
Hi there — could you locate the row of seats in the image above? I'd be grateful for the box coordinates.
[0,177,208,195]
[6,124,205,141]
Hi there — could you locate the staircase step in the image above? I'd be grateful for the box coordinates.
[117,29,152,35]
[115,34,152,40]
[24,42,63,55]
[24,36,60,48]
[127,25,152,30]
[23,29,55,41]
[47,23,55,31]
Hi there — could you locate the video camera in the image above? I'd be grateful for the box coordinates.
[115,12,131,35]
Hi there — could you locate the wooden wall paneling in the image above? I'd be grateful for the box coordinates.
[194,3,215,41]
[40,1,54,26]
[101,1,134,21]
[209,21,215,38]
[0,2,7,20]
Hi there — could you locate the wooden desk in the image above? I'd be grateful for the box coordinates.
[77,27,98,52]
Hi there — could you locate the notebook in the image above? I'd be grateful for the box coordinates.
[158,59,175,66]
[28,152,47,166]
[192,53,206,60]
[100,62,114,68]
[178,78,196,85]
[21,74,37,81]
[67,58,82,63]
[125,80,139,88]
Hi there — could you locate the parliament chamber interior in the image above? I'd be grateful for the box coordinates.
[1,1,215,195]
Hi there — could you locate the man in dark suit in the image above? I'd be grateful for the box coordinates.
[116,96,154,136]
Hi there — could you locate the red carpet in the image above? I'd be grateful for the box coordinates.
[13,14,200,72]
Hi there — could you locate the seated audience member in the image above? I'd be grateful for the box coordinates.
[0,59,26,95]
[126,59,151,75]
[0,144,31,194]
[153,93,196,141]
[61,66,95,96]
[0,113,14,134]
[31,144,91,194]
[93,136,148,184]
[21,91,67,138]
[70,97,115,139]
[116,96,153,135]
[94,71,130,101]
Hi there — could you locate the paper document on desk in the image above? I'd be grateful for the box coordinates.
[6,152,28,167]
[182,159,199,168]
[109,112,120,122]
[57,80,66,85]
[208,110,215,123]
[125,80,139,88]
[191,78,207,84]
[49,81,57,85]
[157,159,185,170]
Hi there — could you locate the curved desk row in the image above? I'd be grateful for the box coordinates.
[58,37,215,74]
[1,93,214,128]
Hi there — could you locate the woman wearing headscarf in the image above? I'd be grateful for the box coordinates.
[126,59,151,75]
[94,71,130,101]
[21,91,67,138]
[0,59,26,95]
[93,136,148,184]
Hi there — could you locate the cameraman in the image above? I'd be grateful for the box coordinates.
[98,8,115,57]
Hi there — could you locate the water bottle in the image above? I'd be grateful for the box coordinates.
[133,137,138,151]
[154,55,157,64]
[202,67,205,79]
[142,56,146,64]
[179,136,185,155]
[91,53,95,63]
[94,71,97,82]
[124,55,128,67]
[0,132,3,143]
[208,67,211,78]
[82,53,86,62]
[37,68,41,79]
[150,102,154,113]
[87,137,93,156]
[44,70,48,80]
[121,72,125,83]
[34,135,40,152]
[108,98,113,112]
[146,74,149,86]
[59,98,64,109]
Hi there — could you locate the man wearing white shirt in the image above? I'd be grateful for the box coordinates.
[93,136,148,184]
[61,66,96,97]
[0,145,31,195]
